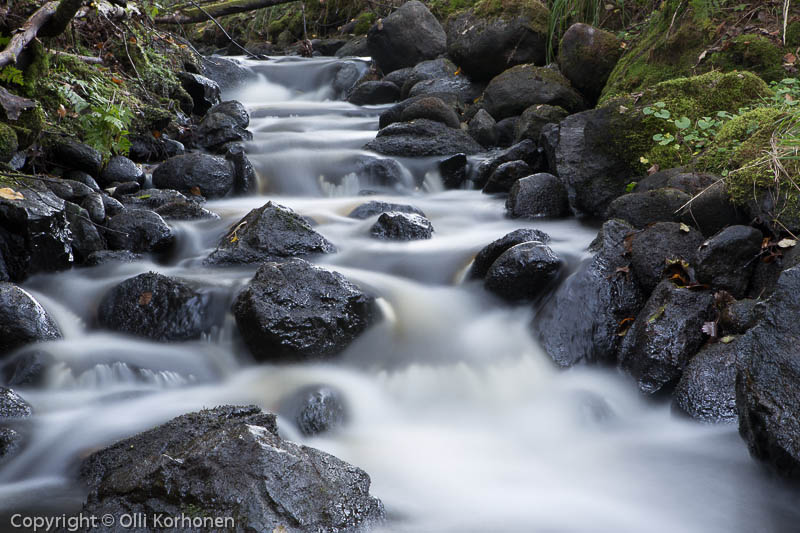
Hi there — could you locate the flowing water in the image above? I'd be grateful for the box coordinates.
[2,56,799,532]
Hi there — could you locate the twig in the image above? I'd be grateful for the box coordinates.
[49,50,103,64]
[185,0,261,59]
[0,2,58,70]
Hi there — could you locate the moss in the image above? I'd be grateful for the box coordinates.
[10,105,45,148]
[474,0,549,30]
[428,0,479,19]
[787,21,800,48]
[21,41,50,99]
[353,12,376,35]
[0,122,18,163]
[709,34,785,83]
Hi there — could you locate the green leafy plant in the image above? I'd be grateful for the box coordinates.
[0,66,24,86]
[57,81,133,157]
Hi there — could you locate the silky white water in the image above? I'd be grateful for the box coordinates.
[2,56,798,532]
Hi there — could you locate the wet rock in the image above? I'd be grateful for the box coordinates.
[105,209,175,254]
[117,189,194,210]
[537,220,646,366]
[469,109,498,147]
[0,387,31,462]
[0,185,73,281]
[557,23,623,104]
[673,340,743,423]
[209,100,249,129]
[335,36,369,58]
[85,250,142,266]
[348,201,425,220]
[370,212,433,241]
[483,65,586,120]
[81,193,106,224]
[482,160,532,194]
[605,188,692,228]
[154,201,219,221]
[506,173,569,218]
[348,81,400,105]
[98,272,217,342]
[446,4,549,81]
[65,202,105,262]
[0,282,61,357]
[112,181,140,197]
[1,349,53,387]
[98,156,143,188]
[45,179,94,203]
[473,140,541,189]
[196,111,253,152]
[629,222,705,294]
[64,171,101,192]
[46,139,102,176]
[128,135,185,163]
[400,97,460,128]
[201,56,258,91]
[354,157,408,189]
[439,153,468,189]
[364,119,482,157]
[79,405,384,531]
[312,38,347,56]
[100,194,124,218]
[177,72,220,115]
[736,266,800,478]
[407,75,482,105]
[224,143,258,195]
[280,385,347,436]
[514,104,568,144]
[695,225,762,298]
[635,168,715,194]
[383,67,414,89]
[234,259,376,361]
[332,62,364,98]
[720,298,762,334]
[378,94,462,129]
[679,180,745,237]
[619,281,715,394]
[152,153,235,199]
[470,228,551,280]
[494,117,519,148]
[400,58,458,98]
[207,202,335,265]
[366,1,446,74]
[484,242,562,301]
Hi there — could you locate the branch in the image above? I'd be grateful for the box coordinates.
[183,0,261,58]
[155,0,299,25]
[0,2,58,70]
[39,0,84,38]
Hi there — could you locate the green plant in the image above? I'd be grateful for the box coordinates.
[57,81,133,157]
[0,66,24,86]
[546,0,602,62]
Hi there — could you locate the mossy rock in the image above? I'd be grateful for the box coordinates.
[474,0,549,25]
[0,122,18,163]
[709,34,785,83]
[353,12,376,35]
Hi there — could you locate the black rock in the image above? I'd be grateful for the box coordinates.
[557,23,623,104]
[720,298,762,334]
[280,385,347,436]
[605,188,692,228]
[100,194,124,218]
[233,259,376,361]
[679,180,744,237]
[407,75,483,105]
[196,111,253,152]
[128,135,185,164]
[85,250,143,266]
[537,220,646,367]
[635,168,715,194]
[494,117,519,148]
[152,153,235,199]
[370,212,433,241]
[79,405,384,531]
[65,202,105,262]
[46,139,102,176]
[348,81,400,105]
[506,172,570,218]
[383,67,414,88]
[400,97,460,128]
[0,387,32,418]
[364,119,482,157]
[207,202,336,265]
[177,72,221,115]
[201,56,258,92]
[154,201,219,221]
[335,36,370,58]
[514,104,568,144]
[400,58,458,98]
[81,193,106,224]
[439,153,469,189]
[484,242,562,301]
[469,109,498,147]
[378,94,462,129]
[473,140,541,189]
[348,201,425,220]
[312,38,348,56]
[482,160,531,194]
[112,181,140,197]
[366,1,446,74]
[64,171,101,192]
[0,282,61,357]
[117,188,194,210]
[208,100,250,129]
[470,228,551,280]
[673,340,743,423]
[45,179,94,203]
[105,209,175,254]
[1,349,53,387]
[483,65,586,120]
[629,222,705,294]
[695,225,762,298]
[355,157,408,189]
[224,143,258,196]
[98,272,217,342]
[618,281,715,394]
[98,156,143,188]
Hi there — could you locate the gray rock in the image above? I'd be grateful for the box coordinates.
[85,250,142,266]
[280,385,347,436]
[673,340,744,423]
[470,228,551,280]
[348,201,425,220]
[605,188,692,228]
[354,157,408,189]
[473,140,541,189]
[482,65,586,120]
[0,282,61,357]
[348,81,400,105]
[370,212,433,241]
[81,193,106,224]
[695,225,762,298]
[366,1,446,74]
[154,201,219,221]
[506,172,569,218]
[484,242,562,301]
[201,56,258,92]
[364,119,482,156]
[482,160,532,194]
[469,109,498,147]
[557,23,623,104]
[105,209,175,254]
[400,97,460,128]
[514,104,568,143]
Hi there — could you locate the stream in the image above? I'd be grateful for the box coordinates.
[2,56,799,532]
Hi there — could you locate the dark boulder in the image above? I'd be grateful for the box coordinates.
[400,58,458,98]
[378,94,461,129]
[494,117,519,148]
[720,298,762,334]
[618,281,715,394]
[207,202,335,265]
[407,76,482,105]
[208,100,249,129]
[506,173,569,218]
[354,158,408,189]
[537,220,646,367]
[482,65,586,120]
[0,283,61,358]
[348,81,400,106]
[152,153,235,199]
[177,72,221,115]
[98,156,143,188]
[605,188,692,228]
[446,2,550,81]
[81,193,106,224]
[45,139,102,176]
[634,168,715,194]
[370,212,433,241]
[112,181,141,197]
[348,201,425,220]
[695,225,762,298]
[673,340,743,423]
[65,202,105,262]
[482,160,531,194]
[98,272,217,342]
[105,209,175,254]
[233,259,375,361]
[79,405,384,531]
[335,36,369,58]
[279,385,347,436]
[679,180,743,237]
[45,179,94,203]
[366,1,446,74]
[118,188,195,211]
[469,109,498,147]
[473,140,541,189]
[484,242,562,301]
[128,135,185,164]
[629,222,705,294]
[557,23,623,104]
[439,154,469,189]
[383,67,414,89]
[64,171,101,192]
[470,228,551,280]
[514,104,568,143]
[154,201,219,221]
[225,143,258,195]
[0,387,31,462]
[196,111,253,152]
[364,119,482,157]
[400,97,460,128]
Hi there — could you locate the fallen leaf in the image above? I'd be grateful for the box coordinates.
[57,104,67,119]
[778,238,797,248]
[620,42,627,49]
[720,335,735,344]
[190,186,202,196]
[138,292,152,305]
[701,321,717,337]
[679,223,691,233]
[152,130,161,139]
[615,265,630,274]
[648,305,666,324]
[0,187,24,200]
[647,164,660,175]
[785,52,797,65]
[111,77,123,85]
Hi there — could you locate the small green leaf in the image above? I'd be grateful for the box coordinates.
[674,116,691,129]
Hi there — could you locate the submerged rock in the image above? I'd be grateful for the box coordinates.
[105,209,175,254]
[484,242,562,301]
[79,405,384,532]
[280,385,348,436]
[470,228,551,280]
[365,119,482,157]
[370,212,433,241]
[233,259,376,361]
[0,283,61,358]
[673,340,744,423]
[348,201,425,220]
[206,202,336,265]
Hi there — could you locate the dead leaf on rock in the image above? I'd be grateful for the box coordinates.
[138,292,153,305]
[778,238,797,248]
[0,187,24,200]
[785,53,797,65]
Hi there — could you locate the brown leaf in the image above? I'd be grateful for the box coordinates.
[111,77,124,85]
[138,292,153,306]
[57,104,67,119]
[785,52,797,65]
[647,164,660,175]
[0,188,24,200]
[190,186,202,196]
